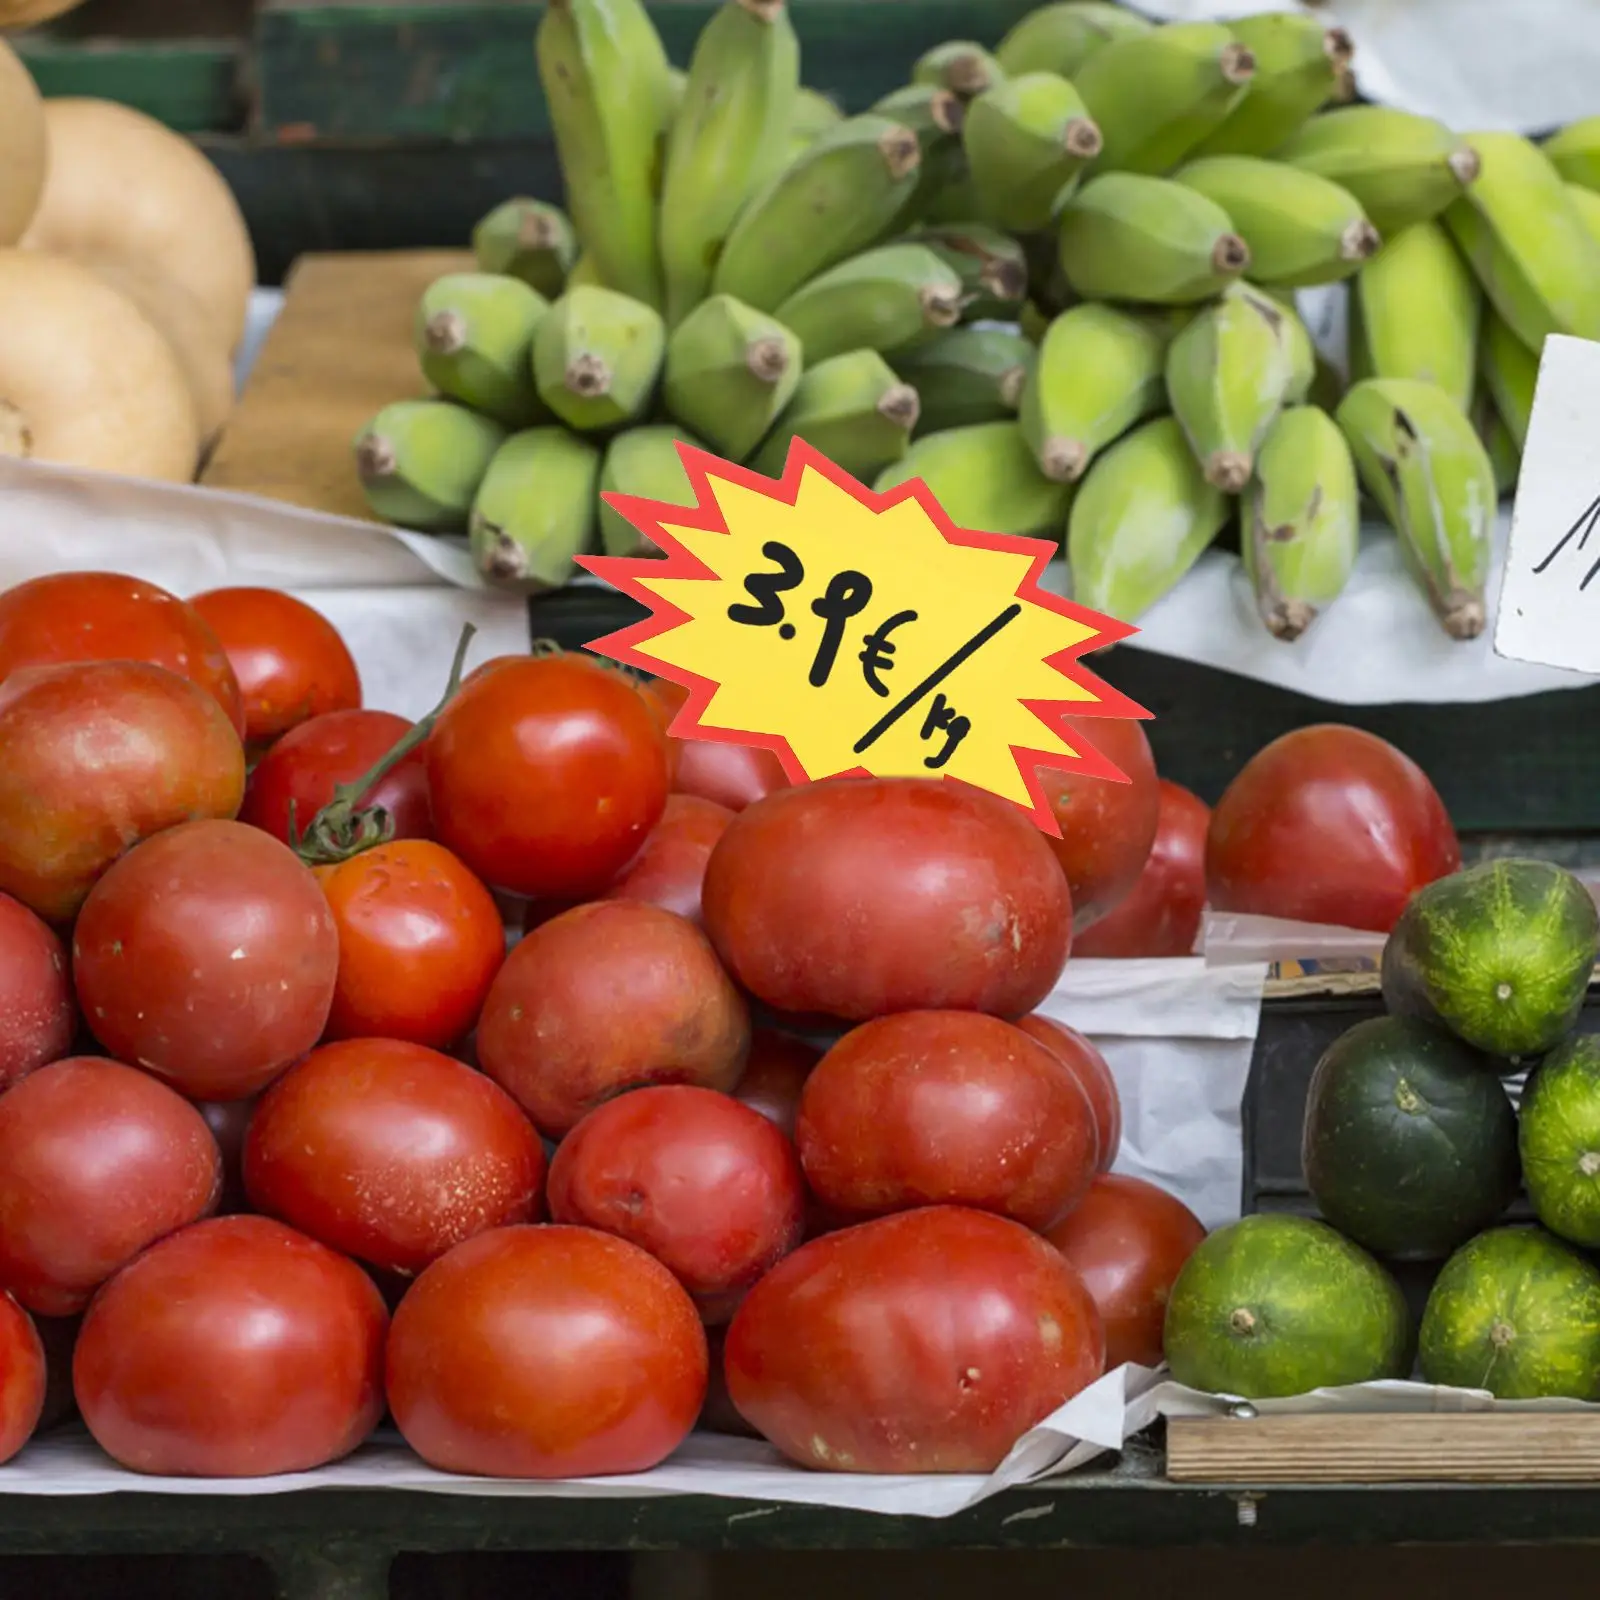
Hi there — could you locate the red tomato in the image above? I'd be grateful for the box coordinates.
[703,778,1071,1023]
[639,679,789,812]
[240,708,433,849]
[0,893,74,1090]
[0,571,245,738]
[1045,1173,1206,1372]
[243,1038,545,1276]
[548,1086,804,1315]
[477,901,750,1137]
[602,794,733,925]
[386,1225,707,1478]
[1016,1013,1122,1172]
[733,1028,821,1140]
[0,1058,221,1316]
[313,840,504,1049]
[74,1215,386,1477]
[796,1012,1098,1230]
[72,820,339,1101]
[1206,725,1460,932]
[427,653,669,899]
[725,1207,1104,1473]
[0,661,244,922]
[190,588,361,749]
[198,1097,255,1215]
[1075,780,1210,959]
[1036,717,1161,933]
[0,1296,44,1464]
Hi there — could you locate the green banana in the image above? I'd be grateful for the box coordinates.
[414,273,549,428]
[919,166,984,227]
[1471,384,1521,497]
[469,428,601,590]
[712,115,924,311]
[890,326,1036,433]
[353,401,506,534]
[994,2,1151,80]
[599,424,704,556]
[1243,404,1361,641]
[537,0,673,309]
[793,87,845,141]
[772,243,965,364]
[905,221,1029,316]
[658,0,799,327]
[749,349,920,480]
[911,40,1003,101]
[1352,220,1479,412]
[1335,377,1497,639]
[1187,13,1353,160]
[1443,132,1600,350]
[567,254,603,289]
[471,199,578,299]
[1067,414,1230,622]
[1478,308,1538,452]
[1276,107,1481,237]
[961,72,1103,233]
[875,421,1071,539]
[531,284,666,432]
[1165,282,1293,492]
[1544,116,1600,191]
[1568,181,1600,250]
[662,293,802,460]
[1020,301,1173,483]
[1174,156,1379,288]
[1073,22,1256,176]
[1058,174,1251,305]
[1251,287,1316,404]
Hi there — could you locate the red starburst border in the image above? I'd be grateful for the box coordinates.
[575,438,1151,837]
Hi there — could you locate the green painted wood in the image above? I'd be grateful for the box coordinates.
[12,37,243,132]
[252,0,1037,141]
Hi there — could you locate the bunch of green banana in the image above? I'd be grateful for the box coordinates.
[536,0,673,309]
[912,40,1003,101]
[471,199,577,299]
[1073,22,1256,176]
[712,114,924,312]
[773,243,965,364]
[662,294,802,460]
[1058,174,1250,305]
[1544,116,1600,191]
[903,222,1029,316]
[531,284,666,431]
[1188,12,1352,161]
[890,326,1036,433]
[1067,415,1230,622]
[469,428,601,589]
[1020,302,1175,483]
[598,425,703,556]
[1173,157,1379,287]
[1569,182,1600,250]
[414,273,548,428]
[961,72,1102,234]
[749,349,920,480]
[1478,309,1538,451]
[994,2,1151,80]
[1243,405,1360,642]
[1443,131,1600,350]
[1335,377,1497,640]
[1471,385,1522,497]
[875,421,1070,538]
[791,87,845,149]
[1349,220,1480,411]
[1276,107,1480,237]
[658,0,799,326]
[354,401,506,534]
[1166,282,1293,492]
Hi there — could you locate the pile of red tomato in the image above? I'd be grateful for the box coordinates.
[0,569,1465,1485]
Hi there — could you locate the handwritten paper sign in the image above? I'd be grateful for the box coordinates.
[577,440,1149,835]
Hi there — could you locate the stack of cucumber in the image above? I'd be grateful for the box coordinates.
[1164,858,1600,1403]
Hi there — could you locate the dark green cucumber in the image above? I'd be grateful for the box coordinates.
[1381,858,1598,1059]
[1520,1035,1600,1246]
[1163,1213,1410,1398]
[1302,1015,1518,1260]
[1418,1225,1600,1399]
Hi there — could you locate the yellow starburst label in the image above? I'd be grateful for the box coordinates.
[577,441,1150,835]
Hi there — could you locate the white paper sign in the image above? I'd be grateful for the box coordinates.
[1494,335,1600,676]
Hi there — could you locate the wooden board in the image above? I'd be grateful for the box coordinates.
[1167,1412,1600,1484]
[201,248,470,520]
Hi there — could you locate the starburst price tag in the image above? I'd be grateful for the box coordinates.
[577,442,1150,835]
